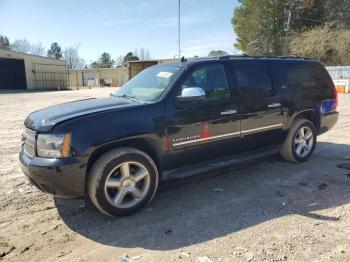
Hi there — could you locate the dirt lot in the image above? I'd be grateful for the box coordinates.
[0,88,349,262]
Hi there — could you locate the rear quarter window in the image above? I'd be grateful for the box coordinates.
[270,62,333,92]
[309,63,335,90]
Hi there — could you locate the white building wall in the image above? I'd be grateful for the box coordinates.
[0,49,68,90]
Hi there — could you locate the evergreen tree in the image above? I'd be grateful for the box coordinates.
[47,42,63,59]
[232,0,287,56]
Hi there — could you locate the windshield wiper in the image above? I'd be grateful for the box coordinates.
[116,94,138,103]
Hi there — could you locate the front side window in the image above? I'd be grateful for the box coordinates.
[232,62,272,97]
[114,64,184,102]
[181,64,231,101]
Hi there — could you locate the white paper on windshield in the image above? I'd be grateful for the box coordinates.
[157,72,173,78]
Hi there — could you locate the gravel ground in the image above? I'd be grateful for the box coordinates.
[0,88,349,262]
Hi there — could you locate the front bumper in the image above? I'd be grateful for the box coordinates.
[19,149,86,198]
[319,111,339,135]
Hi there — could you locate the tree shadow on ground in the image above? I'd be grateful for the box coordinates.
[55,141,350,251]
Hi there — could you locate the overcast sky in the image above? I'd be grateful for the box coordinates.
[0,0,238,63]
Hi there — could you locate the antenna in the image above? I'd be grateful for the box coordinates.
[286,10,292,31]
[178,0,181,58]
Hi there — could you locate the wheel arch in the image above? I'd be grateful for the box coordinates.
[85,137,162,192]
[289,109,320,132]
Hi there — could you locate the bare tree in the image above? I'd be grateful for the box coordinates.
[30,42,46,56]
[115,55,124,66]
[145,49,151,59]
[133,48,139,58]
[0,35,10,50]
[288,26,350,65]
[63,45,84,69]
[140,48,146,60]
[10,38,46,56]
[11,38,31,53]
[77,58,86,69]
[136,47,151,60]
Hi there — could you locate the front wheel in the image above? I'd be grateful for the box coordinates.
[87,148,159,216]
[280,119,317,163]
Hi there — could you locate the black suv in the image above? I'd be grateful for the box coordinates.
[20,56,339,216]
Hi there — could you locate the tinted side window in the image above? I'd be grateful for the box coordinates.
[181,64,230,101]
[271,62,331,91]
[309,63,335,90]
[286,67,313,82]
[285,66,315,90]
[231,62,272,97]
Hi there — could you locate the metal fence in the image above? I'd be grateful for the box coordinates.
[32,63,69,89]
[326,66,350,80]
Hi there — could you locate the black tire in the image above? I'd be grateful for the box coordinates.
[87,147,159,216]
[280,119,317,163]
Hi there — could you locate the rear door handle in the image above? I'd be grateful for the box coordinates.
[268,103,281,108]
[221,109,238,115]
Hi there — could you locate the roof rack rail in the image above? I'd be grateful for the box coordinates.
[192,56,219,61]
[217,55,311,60]
[189,55,312,63]
[192,54,250,61]
[275,56,312,60]
[218,54,249,60]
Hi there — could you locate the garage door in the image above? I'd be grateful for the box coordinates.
[0,58,27,90]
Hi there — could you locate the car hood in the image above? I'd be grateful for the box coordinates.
[25,96,137,132]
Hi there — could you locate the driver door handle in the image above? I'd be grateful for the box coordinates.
[268,103,281,108]
[221,109,238,115]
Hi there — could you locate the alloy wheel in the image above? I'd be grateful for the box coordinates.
[104,161,150,209]
[293,126,314,158]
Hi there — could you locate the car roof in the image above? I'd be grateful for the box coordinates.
[175,55,318,67]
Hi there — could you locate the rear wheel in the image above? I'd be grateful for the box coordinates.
[87,148,159,216]
[280,119,317,163]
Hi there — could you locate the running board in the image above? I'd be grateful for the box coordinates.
[161,146,280,180]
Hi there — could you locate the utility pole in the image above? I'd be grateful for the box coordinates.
[178,0,181,58]
[286,10,292,31]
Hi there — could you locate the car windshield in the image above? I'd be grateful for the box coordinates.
[113,64,184,102]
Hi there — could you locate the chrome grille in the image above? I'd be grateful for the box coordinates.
[23,128,36,158]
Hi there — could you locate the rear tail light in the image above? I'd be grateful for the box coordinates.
[333,87,338,111]
[319,87,338,115]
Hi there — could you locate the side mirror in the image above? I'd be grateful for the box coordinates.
[176,87,206,103]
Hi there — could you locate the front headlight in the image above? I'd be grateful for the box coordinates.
[37,133,71,158]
